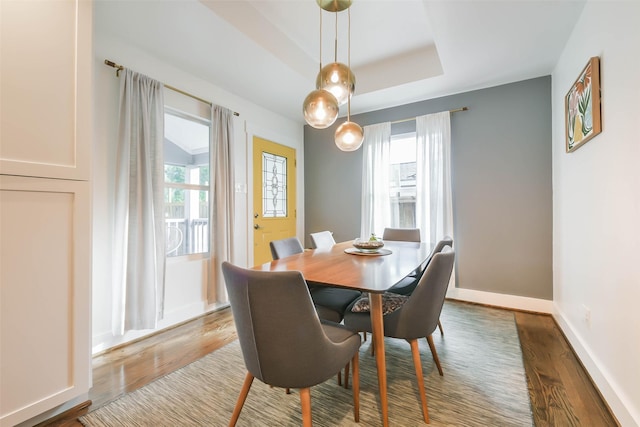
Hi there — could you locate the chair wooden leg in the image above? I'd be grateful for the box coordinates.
[352,352,360,422]
[437,319,444,335]
[300,387,312,427]
[286,388,291,394]
[363,331,367,341]
[337,370,342,386]
[343,361,350,389]
[370,334,375,356]
[426,334,443,376]
[229,372,254,427]
[410,339,430,424]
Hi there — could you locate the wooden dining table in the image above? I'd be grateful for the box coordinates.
[253,240,433,427]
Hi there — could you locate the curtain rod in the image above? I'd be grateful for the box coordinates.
[104,60,240,117]
[390,107,468,125]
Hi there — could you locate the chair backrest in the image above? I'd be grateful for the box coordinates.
[269,237,304,260]
[433,235,453,253]
[383,248,455,340]
[222,262,346,388]
[309,230,336,249]
[415,235,454,274]
[382,227,421,242]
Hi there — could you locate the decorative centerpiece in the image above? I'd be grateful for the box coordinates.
[353,234,384,253]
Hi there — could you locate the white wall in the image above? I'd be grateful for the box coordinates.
[552,1,640,425]
[92,33,304,353]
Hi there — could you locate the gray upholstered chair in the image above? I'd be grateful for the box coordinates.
[270,236,361,324]
[222,262,361,426]
[384,232,452,336]
[387,236,453,296]
[269,236,304,260]
[382,227,421,242]
[343,249,455,424]
[309,230,336,249]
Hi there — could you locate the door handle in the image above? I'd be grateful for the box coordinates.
[254,224,261,230]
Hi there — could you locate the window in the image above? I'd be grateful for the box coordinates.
[389,132,417,228]
[164,109,210,257]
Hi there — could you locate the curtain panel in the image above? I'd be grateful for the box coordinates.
[416,111,455,289]
[360,122,392,239]
[415,111,453,245]
[208,105,235,304]
[112,69,166,336]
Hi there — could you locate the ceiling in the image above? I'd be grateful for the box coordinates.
[95,0,585,124]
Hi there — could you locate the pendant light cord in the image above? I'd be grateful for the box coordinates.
[334,12,338,62]
[319,7,323,75]
[347,6,351,121]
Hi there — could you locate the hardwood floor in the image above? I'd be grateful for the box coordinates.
[515,311,618,426]
[41,301,618,426]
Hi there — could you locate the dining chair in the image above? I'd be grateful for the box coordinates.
[222,262,361,426]
[306,230,362,387]
[269,236,304,259]
[343,248,455,424]
[269,236,362,324]
[309,230,336,249]
[386,234,453,336]
[382,227,421,242]
[387,236,453,296]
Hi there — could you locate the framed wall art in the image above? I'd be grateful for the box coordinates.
[565,56,601,153]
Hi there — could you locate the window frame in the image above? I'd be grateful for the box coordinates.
[163,107,211,259]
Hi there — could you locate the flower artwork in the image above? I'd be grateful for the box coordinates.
[565,57,602,152]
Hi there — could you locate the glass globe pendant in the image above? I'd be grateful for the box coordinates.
[334,6,362,152]
[316,62,355,106]
[335,120,363,151]
[303,89,339,129]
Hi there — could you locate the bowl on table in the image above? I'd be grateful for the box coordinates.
[353,237,385,253]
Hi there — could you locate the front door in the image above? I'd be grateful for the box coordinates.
[252,137,296,266]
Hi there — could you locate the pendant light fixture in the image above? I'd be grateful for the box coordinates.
[304,0,363,151]
[303,6,339,129]
[334,6,363,151]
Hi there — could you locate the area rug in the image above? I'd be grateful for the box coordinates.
[80,301,533,426]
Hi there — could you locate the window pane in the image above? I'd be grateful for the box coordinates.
[165,165,186,184]
[165,187,185,219]
[199,166,209,186]
[390,133,417,228]
[165,188,209,257]
[262,151,287,218]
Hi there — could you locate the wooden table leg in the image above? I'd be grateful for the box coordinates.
[369,292,388,427]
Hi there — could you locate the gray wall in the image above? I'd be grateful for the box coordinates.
[304,76,552,300]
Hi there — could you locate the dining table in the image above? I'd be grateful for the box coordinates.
[253,239,433,427]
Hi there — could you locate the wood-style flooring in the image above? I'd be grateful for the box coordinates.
[40,301,618,427]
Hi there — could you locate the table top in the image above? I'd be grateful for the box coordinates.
[253,240,432,293]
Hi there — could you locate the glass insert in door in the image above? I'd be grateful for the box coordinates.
[262,152,287,218]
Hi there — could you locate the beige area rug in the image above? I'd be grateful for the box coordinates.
[80,301,533,426]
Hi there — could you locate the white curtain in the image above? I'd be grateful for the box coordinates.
[360,122,391,239]
[208,105,235,304]
[112,69,166,336]
[416,110,454,246]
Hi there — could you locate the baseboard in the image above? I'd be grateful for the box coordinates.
[446,287,554,313]
[553,306,639,427]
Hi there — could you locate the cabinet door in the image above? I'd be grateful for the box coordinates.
[0,0,91,180]
[0,176,91,427]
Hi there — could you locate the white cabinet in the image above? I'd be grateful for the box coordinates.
[0,177,91,426]
[0,1,92,425]
[0,0,91,181]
